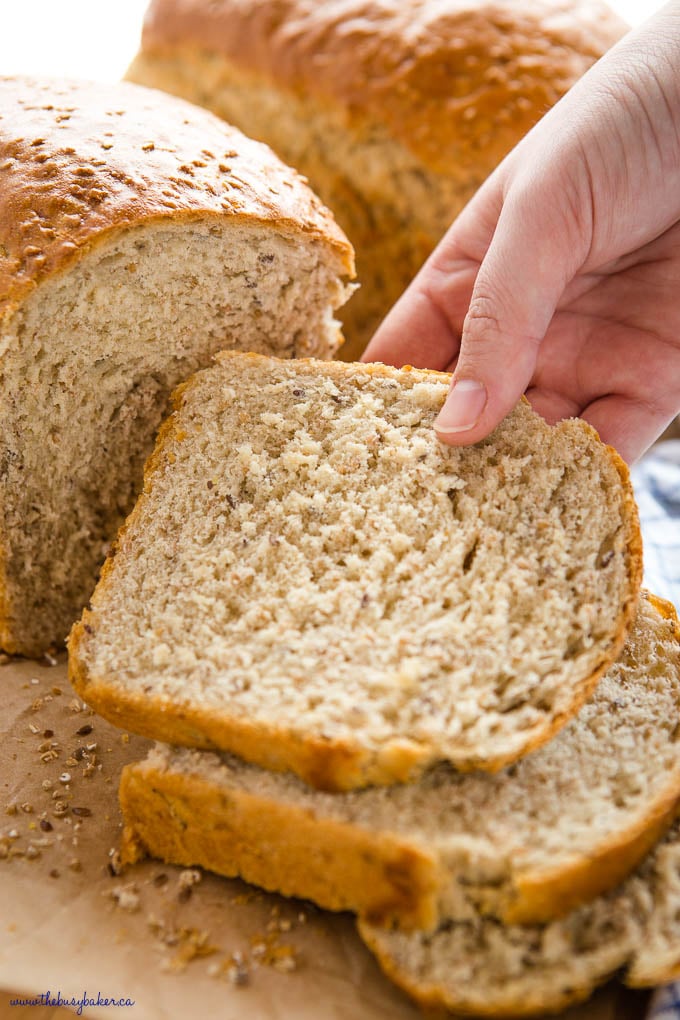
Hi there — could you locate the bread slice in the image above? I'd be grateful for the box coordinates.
[117,593,680,931]
[69,353,641,789]
[126,0,626,357]
[359,815,680,1018]
[0,76,353,656]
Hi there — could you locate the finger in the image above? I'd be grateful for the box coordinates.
[581,395,677,464]
[524,385,581,425]
[434,176,589,445]
[362,176,505,369]
[361,259,477,370]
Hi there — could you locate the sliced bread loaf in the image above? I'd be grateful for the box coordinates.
[69,353,641,789]
[359,815,680,1018]
[117,593,680,931]
[126,0,626,357]
[0,76,353,656]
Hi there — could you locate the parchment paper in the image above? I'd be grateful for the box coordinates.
[0,655,650,1020]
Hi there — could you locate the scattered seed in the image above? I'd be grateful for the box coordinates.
[41,779,53,790]
[72,806,91,817]
[76,724,93,736]
[40,819,53,832]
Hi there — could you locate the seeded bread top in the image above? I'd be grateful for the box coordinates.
[0,76,353,321]
[136,0,627,174]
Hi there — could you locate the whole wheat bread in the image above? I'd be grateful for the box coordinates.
[69,353,641,789]
[116,593,680,931]
[0,76,353,656]
[126,0,626,357]
[359,815,680,1018]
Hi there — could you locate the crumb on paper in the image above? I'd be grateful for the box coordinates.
[109,882,140,912]
[161,927,219,972]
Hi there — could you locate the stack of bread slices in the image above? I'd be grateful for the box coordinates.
[68,352,680,1016]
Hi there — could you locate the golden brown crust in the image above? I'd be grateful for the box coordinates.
[136,0,627,175]
[68,353,643,790]
[0,76,353,322]
[110,603,678,934]
[119,757,441,929]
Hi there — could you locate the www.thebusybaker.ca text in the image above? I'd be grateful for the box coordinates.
[10,990,135,1015]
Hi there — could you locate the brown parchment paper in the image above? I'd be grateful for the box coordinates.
[0,655,650,1020]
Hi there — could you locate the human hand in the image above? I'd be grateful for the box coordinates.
[362,1,680,463]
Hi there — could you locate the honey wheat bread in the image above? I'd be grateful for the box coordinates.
[117,593,680,932]
[69,353,641,790]
[359,816,680,1018]
[0,76,353,656]
[126,0,627,357]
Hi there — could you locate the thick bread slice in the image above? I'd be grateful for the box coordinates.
[359,816,680,1018]
[69,353,641,789]
[126,0,626,356]
[117,594,680,931]
[0,76,353,656]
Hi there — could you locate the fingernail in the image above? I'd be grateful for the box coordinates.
[434,379,487,434]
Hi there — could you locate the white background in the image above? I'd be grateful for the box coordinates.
[0,0,670,82]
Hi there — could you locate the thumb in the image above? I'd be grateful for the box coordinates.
[434,180,584,444]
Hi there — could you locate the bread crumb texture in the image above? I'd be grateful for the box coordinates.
[118,594,680,928]
[127,0,626,354]
[0,77,352,655]
[71,355,641,789]
[359,814,680,1017]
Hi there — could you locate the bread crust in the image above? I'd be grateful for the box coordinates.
[119,757,441,930]
[0,76,353,323]
[0,78,354,657]
[113,596,680,934]
[133,0,627,175]
[360,815,680,1017]
[69,353,642,790]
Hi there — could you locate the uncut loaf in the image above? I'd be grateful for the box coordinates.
[117,593,680,932]
[359,815,680,1018]
[126,0,627,358]
[69,353,642,790]
[0,76,353,656]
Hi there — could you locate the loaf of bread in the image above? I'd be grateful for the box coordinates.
[0,76,353,656]
[359,815,680,1017]
[69,353,641,790]
[126,0,627,357]
[117,593,680,932]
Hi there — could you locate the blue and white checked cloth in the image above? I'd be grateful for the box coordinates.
[630,441,680,1020]
[632,440,680,611]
